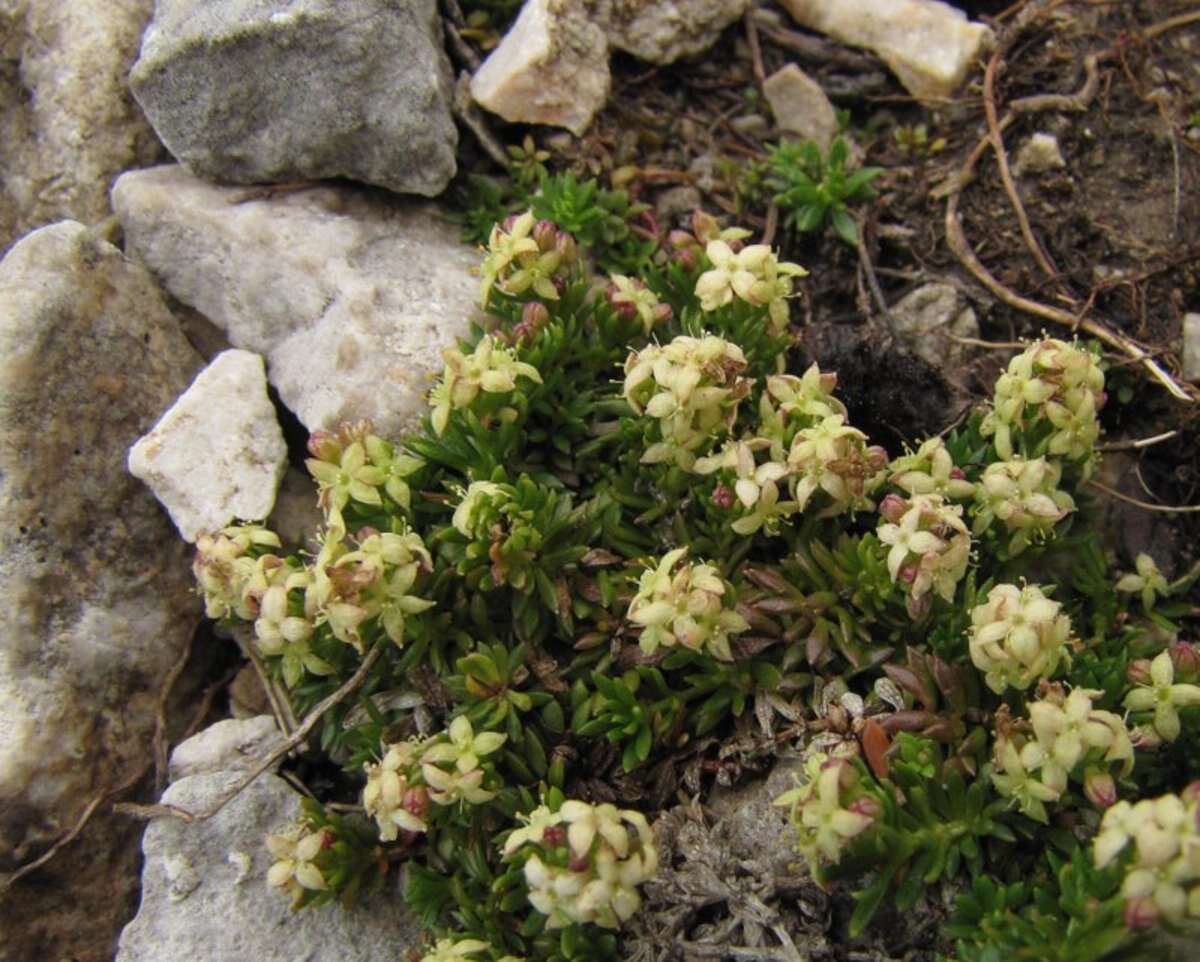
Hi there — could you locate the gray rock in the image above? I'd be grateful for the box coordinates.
[129,349,288,542]
[130,0,457,197]
[604,0,750,65]
[116,770,422,962]
[470,0,611,136]
[888,282,980,370]
[779,0,993,103]
[0,0,164,254]
[0,221,201,867]
[654,185,702,224]
[168,716,286,782]
[268,467,325,552]
[763,64,839,151]
[113,165,482,439]
[1183,313,1200,382]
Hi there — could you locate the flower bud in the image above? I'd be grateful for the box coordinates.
[307,430,342,462]
[532,219,558,251]
[848,796,882,820]
[667,229,697,250]
[554,231,577,265]
[501,212,522,233]
[879,493,908,523]
[1083,768,1118,810]
[673,247,698,271]
[712,484,735,510]
[1127,659,1154,686]
[1171,643,1200,681]
[1124,895,1161,930]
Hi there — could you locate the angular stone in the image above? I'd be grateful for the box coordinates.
[604,0,750,65]
[0,221,201,863]
[1014,132,1067,177]
[889,282,980,370]
[763,64,839,150]
[778,0,993,102]
[0,0,163,254]
[470,0,611,136]
[168,716,286,782]
[1183,313,1200,383]
[113,166,482,439]
[129,349,287,543]
[116,770,422,962]
[130,0,457,197]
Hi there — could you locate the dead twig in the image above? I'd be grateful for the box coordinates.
[119,643,384,823]
[1142,8,1200,41]
[1087,478,1200,513]
[1099,430,1180,452]
[982,49,1062,285]
[744,10,767,93]
[154,630,197,796]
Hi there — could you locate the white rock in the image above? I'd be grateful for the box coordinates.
[605,0,750,65]
[1014,132,1067,176]
[763,64,839,150]
[0,0,162,253]
[129,350,287,542]
[1183,313,1200,383]
[168,716,286,782]
[116,770,422,962]
[0,221,201,867]
[470,0,611,136]
[779,0,993,102]
[889,282,980,369]
[113,166,483,439]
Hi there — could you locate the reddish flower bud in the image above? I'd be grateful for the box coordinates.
[307,430,342,462]
[712,485,735,510]
[667,229,697,250]
[543,825,566,847]
[513,301,550,343]
[673,247,698,272]
[533,219,558,251]
[1170,643,1200,681]
[1083,768,1117,810]
[501,213,522,233]
[1127,659,1154,686]
[1124,895,1161,930]
[880,493,908,523]
[554,231,578,264]
[404,786,431,819]
[848,796,882,820]
[949,467,966,480]
[653,303,674,325]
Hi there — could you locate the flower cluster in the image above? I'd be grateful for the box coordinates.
[980,338,1104,473]
[1125,650,1200,744]
[193,523,281,620]
[971,457,1075,555]
[888,437,975,501]
[266,823,332,904]
[786,414,886,518]
[430,336,543,436]
[362,717,506,842]
[623,334,750,469]
[694,439,793,535]
[968,583,1073,693]
[877,493,971,618]
[627,547,749,661]
[477,211,578,307]
[1093,784,1200,928]
[774,753,880,875]
[694,239,808,333]
[417,938,523,962]
[990,686,1133,822]
[502,800,659,930]
[306,428,423,536]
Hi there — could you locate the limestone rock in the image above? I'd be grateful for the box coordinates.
[113,165,482,439]
[889,282,980,370]
[129,349,288,542]
[604,0,750,65]
[470,0,611,136]
[267,466,325,551]
[0,0,163,254]
[1014,132,1067,176]
[763,64,839,150]
[115,769,422,962]
[130,0,457,196]
[0,221,201,865]
[1182,313,1200,383]
[168,716,286,782]
[778,0,993,102]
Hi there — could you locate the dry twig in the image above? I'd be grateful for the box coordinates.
[118,643,383,823]
[1087,478,1200,514]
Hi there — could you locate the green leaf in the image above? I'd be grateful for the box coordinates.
[831,208,859,246]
